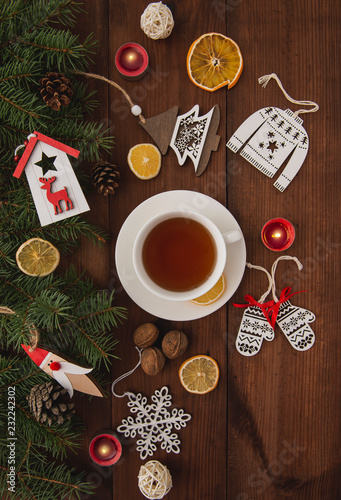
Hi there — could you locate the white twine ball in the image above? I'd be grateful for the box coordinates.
[138,460,172,499]
[140,2,174,40]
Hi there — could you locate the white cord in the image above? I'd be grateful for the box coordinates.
[14,133,37,156]
[111,347,142,398]
[245,262,272,303]
[271,256,303,302]
[258,73,319,118]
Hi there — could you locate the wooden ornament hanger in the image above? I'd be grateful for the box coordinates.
[76,71,220,176]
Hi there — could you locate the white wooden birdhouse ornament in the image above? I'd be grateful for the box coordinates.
[13,131,89,226]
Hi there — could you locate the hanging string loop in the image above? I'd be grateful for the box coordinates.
[258,73,319,118]
[111,347,143,398]
[74,71,146,124]
[271,256,304,302]
[0,306,39,351]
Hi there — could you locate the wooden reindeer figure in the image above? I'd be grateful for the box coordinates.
[39,176,73,215]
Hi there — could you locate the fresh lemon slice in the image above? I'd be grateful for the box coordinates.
[187,32,243,92]
[16,238,60,277]
[179,355,220,394]
[127,143,161,180]
[190,274,225,305]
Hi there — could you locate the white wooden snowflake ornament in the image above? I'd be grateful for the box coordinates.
[116,386,191,460]
[13,131,89,226]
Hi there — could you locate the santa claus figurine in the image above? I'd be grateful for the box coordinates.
[22,345,104,398]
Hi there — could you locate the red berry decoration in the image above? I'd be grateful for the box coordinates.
[14,155,20,162]
[50,361,61,371]
[24,139,29,146]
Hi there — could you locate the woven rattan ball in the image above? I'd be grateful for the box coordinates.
[138,460,172,499]
[140,2,174,40]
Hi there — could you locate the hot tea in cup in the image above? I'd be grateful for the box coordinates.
[133,210,241,301]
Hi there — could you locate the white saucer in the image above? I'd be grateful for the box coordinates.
[115,190,246,321]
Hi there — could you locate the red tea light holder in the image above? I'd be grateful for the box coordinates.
[261,218,295,251]
[89,432,122,466]
[115,42,149,80]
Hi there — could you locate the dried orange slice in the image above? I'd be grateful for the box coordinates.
[127,143,161,180]
[186,32,243,92]
[190,274,225,305]
[16,238,60,277]
[179,355,219,394]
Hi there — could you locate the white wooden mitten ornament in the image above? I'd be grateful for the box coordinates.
[270,256,316,351]
[112,349,191,460]
[234,263,275,357]
[227,74,319,191]
[13,131,89,226]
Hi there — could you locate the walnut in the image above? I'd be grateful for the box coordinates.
[141,347,166,376]
[133,323,159,349]
[161,330,188,359]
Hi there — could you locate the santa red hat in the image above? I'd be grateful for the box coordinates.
[21,345,50,367]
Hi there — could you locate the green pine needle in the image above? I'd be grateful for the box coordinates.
[0,1,123,497]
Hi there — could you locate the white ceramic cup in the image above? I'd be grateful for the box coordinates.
[132,210,242,301]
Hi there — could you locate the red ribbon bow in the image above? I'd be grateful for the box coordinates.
[233,296,275,328]
[234,287,306,329]
[267,287,306,328]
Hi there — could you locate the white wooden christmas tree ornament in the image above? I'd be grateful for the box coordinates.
[13,131,89,226]
[227,73,319,191]
[75,71,221,176]
[141,104,220,176]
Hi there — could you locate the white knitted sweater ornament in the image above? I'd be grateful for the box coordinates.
[140,2,174,40]
[227,73,319,192]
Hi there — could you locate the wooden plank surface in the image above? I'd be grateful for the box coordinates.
[68,1,341,499]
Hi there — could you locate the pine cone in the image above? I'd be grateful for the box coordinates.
[39,72,73,111]
[91,161,120,196]
[27,381,75,426]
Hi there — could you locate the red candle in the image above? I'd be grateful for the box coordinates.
[119,47,143,71]
[89,433,122,466]
[115,43,149,80]
[261,218,295,251]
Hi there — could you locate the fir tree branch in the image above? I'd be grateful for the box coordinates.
[0,93,40,119]
[0,369,40,393]
[17,441,32,472]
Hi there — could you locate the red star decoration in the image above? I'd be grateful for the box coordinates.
[267,140,278,153]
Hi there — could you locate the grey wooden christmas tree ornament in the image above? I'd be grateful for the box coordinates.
[227,73,319,191]
[140,104,220,176]
[73,72,220,176]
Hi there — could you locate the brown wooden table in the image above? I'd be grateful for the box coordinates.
[68,1,340,498]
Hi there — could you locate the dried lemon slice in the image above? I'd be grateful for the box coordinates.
[127,143,161,180]
[187,32,243,92]
[179,355,220,394]
[16,238,60,277]
[190,274,225,305]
